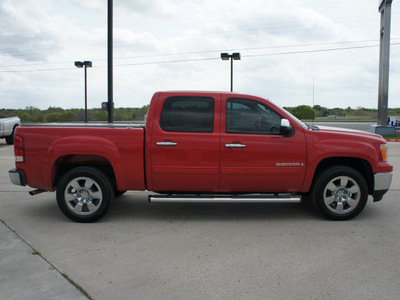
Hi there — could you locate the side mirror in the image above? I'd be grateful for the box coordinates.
[280,119,294,137]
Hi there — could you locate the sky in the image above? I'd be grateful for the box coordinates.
[0,0,399,110]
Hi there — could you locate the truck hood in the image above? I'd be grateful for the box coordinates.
[313,125,385,142]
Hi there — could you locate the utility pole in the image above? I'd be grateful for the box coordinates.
[107,0,114,123]
[377,0,393,126]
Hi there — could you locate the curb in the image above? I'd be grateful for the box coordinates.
[385,139,400,142]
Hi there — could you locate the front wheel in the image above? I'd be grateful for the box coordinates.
[56,167,114,222]
[311,166,368,220]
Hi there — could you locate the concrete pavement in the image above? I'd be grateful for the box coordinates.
[0,220,88,300]
[0,142,88,299]
[1,136,399,300]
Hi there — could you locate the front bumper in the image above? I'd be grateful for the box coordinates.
[9,168,26,186]
[373,172,393,202]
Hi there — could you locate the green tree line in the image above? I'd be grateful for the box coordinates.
[1,104,400,123]
[0,105,149,123]
[284,105,400,120]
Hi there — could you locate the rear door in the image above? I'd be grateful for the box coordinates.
[149,93,220,192]
[220,96,307,193]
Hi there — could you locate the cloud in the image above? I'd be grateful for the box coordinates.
[0,1,62,61]
[0,0,399,110]
[66,0,105,11]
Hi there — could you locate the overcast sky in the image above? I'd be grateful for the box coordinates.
[1,0,399,110]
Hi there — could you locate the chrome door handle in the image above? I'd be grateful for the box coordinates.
[225,143,246,148]
[156,141,178,146]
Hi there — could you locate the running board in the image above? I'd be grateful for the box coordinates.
[149,194,301,203]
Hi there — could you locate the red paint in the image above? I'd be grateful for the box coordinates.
[12,91,393,196]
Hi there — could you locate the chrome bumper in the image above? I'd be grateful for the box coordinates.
[9,169,26,186]
[374,172,393,191]
[373,172,393,202]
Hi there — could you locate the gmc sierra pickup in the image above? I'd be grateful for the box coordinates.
[9,91,393,222]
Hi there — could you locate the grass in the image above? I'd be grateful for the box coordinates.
[383,133,400,140]
[61,273,93,300]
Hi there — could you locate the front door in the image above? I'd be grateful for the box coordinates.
[220,96,307,193]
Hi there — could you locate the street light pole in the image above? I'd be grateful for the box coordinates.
[84,65,88,123]
[75,61,92,123]
[221,53,241,92]
[230,57,233,92]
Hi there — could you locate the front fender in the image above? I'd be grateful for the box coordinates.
[301,131,392,192]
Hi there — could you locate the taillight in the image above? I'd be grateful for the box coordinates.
[14,135,25,163]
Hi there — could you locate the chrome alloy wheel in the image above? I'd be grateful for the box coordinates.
[323,175,361,215]
[64,177,103,216]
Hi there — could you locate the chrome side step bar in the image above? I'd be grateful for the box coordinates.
[149,194,301,203]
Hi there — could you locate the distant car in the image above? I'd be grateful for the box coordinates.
[0,116,21,145]
[328,115,337,119]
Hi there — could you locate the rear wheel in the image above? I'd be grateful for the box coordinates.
[311,166,368,220]
[56,167,114,222]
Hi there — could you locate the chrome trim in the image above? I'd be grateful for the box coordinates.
[156,141,178,146]
[225,143,246,148]
[149,195,301,203]
[281,119,290,128]
[9,169,26,186]
[374,172,393,191]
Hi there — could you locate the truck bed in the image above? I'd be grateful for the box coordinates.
[14,124,146,192]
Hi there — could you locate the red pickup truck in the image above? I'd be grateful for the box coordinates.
[9,91,393,222]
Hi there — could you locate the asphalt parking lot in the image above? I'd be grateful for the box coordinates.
[1,137,399,300]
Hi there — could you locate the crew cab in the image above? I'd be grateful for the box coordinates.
[9,91,393,222]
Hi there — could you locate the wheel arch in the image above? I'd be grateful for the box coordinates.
[312,157,374,195]
[5,124,19,144]
[52,155,117,190]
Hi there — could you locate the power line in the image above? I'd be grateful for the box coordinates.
[245,43,400,58]
[3,38,400,69]
[0,13,384,60]
[1,42,399,73]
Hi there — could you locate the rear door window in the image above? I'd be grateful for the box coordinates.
[160,96,215,133]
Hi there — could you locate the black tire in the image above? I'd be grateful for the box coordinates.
[5,126,17,145]
[311,166,368,220]
[56,167,114,222]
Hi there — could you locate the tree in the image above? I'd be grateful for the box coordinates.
[33,114,45,123]
[20,112,30,122]
[94,111,107,121]
[46,112,62,123]
[291,105,317,120]
[59,111,75,122]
